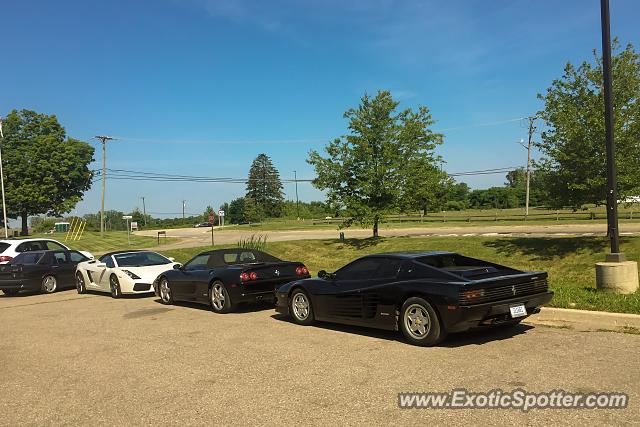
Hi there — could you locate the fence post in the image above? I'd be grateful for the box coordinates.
[556,210,559,221]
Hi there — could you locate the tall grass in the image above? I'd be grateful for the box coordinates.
[237,234,268,252]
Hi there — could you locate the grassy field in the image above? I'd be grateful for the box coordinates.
[22,231,176,254]
[162,235,640,315]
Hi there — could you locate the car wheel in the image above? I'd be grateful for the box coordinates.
[2,289,19,296]
[41,275,58,294]
[399,297,445,347]
[110,275,122,299]
[76,272,86,294]
[158,277,173,304]
[209,281,234,313]
[290,289,315,326]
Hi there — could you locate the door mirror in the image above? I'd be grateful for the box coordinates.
[173,263,182,270]
[168,257,175,262]
[318,270,327,279]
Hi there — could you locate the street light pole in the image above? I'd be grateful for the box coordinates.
[600,0,623,260]
[0,119,9,238]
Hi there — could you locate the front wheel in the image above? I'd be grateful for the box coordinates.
[399,297,445,346]
[110,275,122,299]
[158,277,173,304]
[290,289,315,326]
[210,281,235,313]
[76,272,86,294]
[41,275,58,294]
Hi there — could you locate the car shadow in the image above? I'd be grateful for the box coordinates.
[271,313,535,347]
[153,298,276,313]
[0,288,77,298]
[482,236,611,261]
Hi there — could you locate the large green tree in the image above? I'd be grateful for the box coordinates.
[245,154,284,217]
[537,41,640,209]
[308,90,444,237]
[1,109,94,235]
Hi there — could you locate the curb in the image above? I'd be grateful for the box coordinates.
[524,307,640,332]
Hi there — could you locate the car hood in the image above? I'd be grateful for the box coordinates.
[119,263,179,282]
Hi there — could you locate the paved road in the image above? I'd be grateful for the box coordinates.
[136,223,640,251]
[1,290,637,425]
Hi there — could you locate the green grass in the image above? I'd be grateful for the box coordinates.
[23,231,176,255]
[162,235,640,315]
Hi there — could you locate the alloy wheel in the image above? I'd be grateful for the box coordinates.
[404,303,431,339]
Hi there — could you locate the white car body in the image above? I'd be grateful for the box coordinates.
[75,250,179,295]
[0,238,93,264]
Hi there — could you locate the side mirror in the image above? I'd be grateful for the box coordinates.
[318,270,327,278]
[173,264,182,270]
[168,257,175,262]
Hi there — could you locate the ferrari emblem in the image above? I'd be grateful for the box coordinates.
[274,269,280,277]
[512,285,517,296]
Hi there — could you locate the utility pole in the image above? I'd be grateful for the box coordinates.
[141,197,147,226]
[293,170,300,219]
[94,135,115,238]
[182,200,186,223]
[0,118,8,238]
[516,117,537,219]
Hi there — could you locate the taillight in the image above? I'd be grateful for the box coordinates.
[295,265,309,275]
[240,271,259,282]
[0,256,12,262]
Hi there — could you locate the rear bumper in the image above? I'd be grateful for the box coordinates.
[275,291,289,315]
[0,278,41,292]
[443,291,554,333]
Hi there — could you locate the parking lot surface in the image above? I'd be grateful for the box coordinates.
[1,290,638,426]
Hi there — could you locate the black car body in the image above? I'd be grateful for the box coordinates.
[275,251,553,346]
[154,248,310,313]
[0,250,90,295]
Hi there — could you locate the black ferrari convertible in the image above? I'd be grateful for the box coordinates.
[275,251,552,346]
[154,248,310,313]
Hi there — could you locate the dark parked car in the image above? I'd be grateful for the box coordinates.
[275,251,553,346]
[0,250,90,295]
[194,222,213,228]
[154,248,310,313]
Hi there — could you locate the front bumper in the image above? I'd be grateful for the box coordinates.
[443,291,554,333]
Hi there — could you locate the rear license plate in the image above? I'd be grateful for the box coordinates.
[509,304,527,318]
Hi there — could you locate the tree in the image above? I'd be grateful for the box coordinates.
[228,197,245,224]
[537,41,640,209]
[1,109,94,235]
[243,196,264,223]
[246,154,284,217]
[505,168,526,189]
[308,90,444,237]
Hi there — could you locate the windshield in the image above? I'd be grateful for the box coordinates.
[0,242,10,254]
[11,252,45,265]
[114,251,172,267]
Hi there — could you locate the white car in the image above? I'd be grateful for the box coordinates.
[75,250,180,298]
[0,238,93,264]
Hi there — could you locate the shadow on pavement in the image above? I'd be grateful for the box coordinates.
[270,313,535,347]
[153,297,275,313]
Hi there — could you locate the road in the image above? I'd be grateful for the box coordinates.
[1,290,637,425]
[135,222,640,250]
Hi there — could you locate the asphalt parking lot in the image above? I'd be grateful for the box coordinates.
[1,291,638,426]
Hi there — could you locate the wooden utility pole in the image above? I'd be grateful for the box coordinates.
[94,136,115,238]
[141,196,147,226]
[525,117,536,218]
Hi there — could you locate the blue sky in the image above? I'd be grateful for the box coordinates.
[1,0,639,218]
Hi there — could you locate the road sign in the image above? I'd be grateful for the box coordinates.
[208,213,214,223]
[122,215,133,220]
[131,221,138,231]
[218,210,225,216]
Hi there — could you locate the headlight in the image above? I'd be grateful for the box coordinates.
[122,270,141,280]
[461,289,485,299]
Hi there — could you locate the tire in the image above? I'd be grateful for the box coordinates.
[158,277,173,305]
[2,289,19,296]
[41,275,58,294]
[76,272,86,294]
[109,275,122,299]
[399,297,446,347]
[289,289,315,326]
[209,281,235,313]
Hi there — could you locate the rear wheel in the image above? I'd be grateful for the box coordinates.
[290,289,315,326]
[41,275,58,294]
[110,275,122,299]
[158,277,173,304]
[210,281,234,313]
[399,297,445,346]
[76,272,86,294]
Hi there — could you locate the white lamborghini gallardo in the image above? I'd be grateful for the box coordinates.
[75,250,180,298]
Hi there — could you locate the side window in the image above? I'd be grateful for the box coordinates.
[335,258,385,281]
[52,251,68,264]
[69,251,88,263]
[45,241,66,251]
[100,256,115,268]
[376,259,403,279]
[16,242,29,253]
[184,254,210,271]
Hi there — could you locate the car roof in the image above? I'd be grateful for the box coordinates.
[364,251,456,259]
[0,238,63,244]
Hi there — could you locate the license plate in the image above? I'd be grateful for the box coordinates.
[509,304,527,318]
